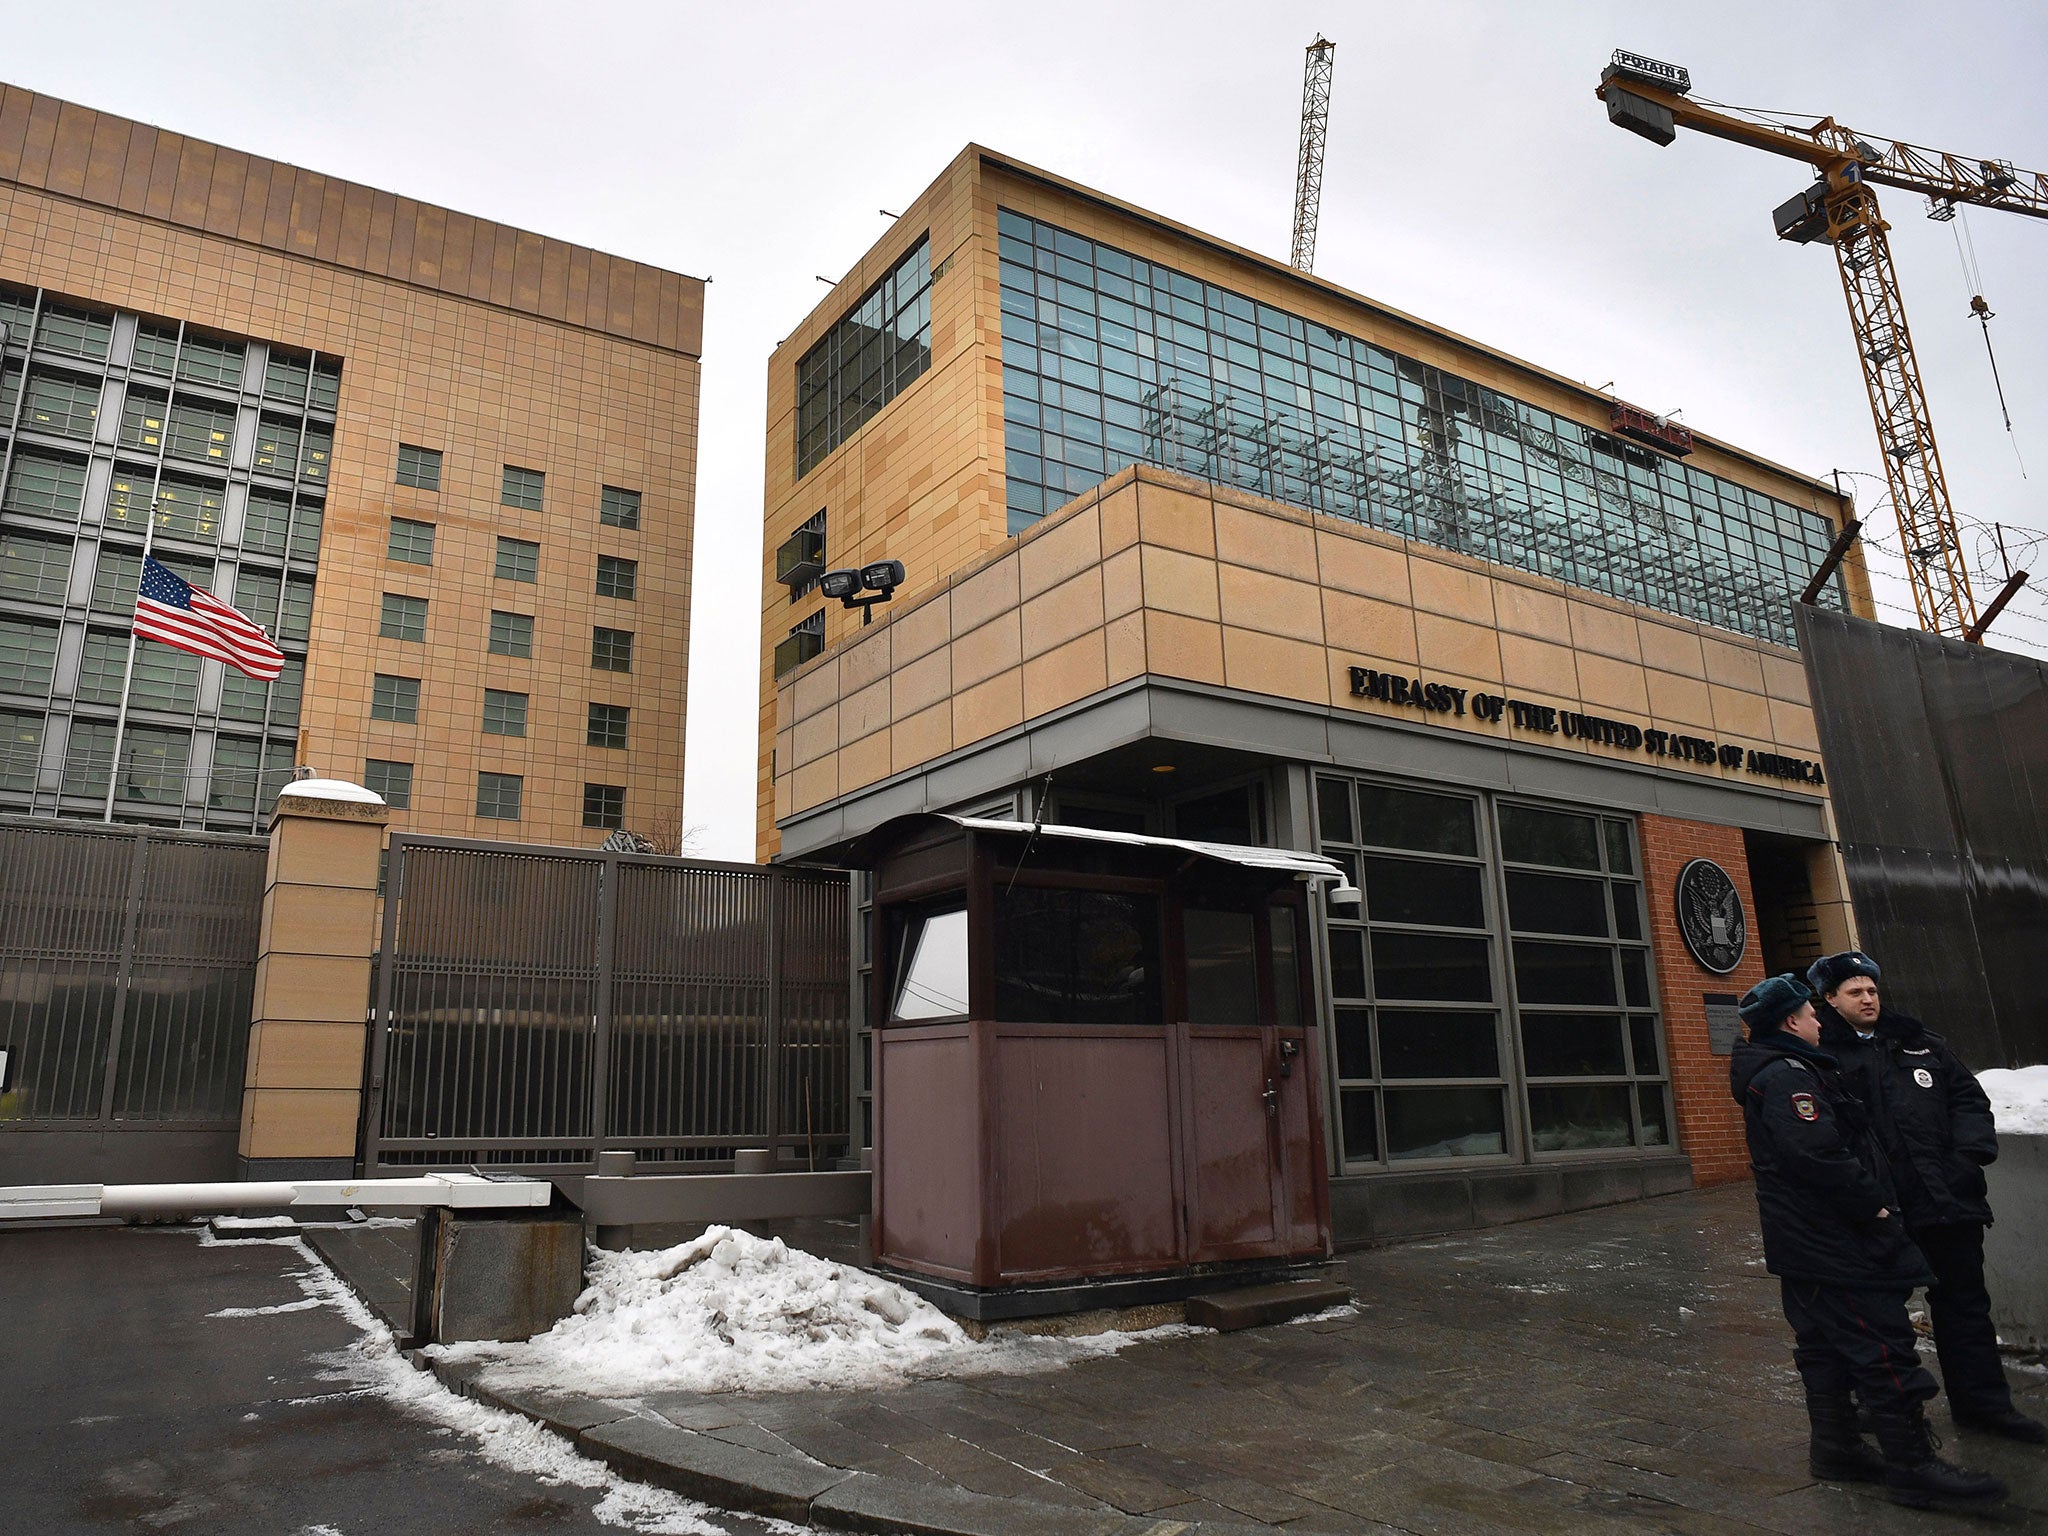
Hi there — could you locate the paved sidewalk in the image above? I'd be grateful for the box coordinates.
[408,1186,2047,1534]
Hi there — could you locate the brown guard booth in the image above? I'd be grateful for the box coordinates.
[853,813,1339,1318]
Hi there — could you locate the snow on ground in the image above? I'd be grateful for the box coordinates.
[1981,1065,2048,1134]
[434,1225,1199,1399]
[194,1229,734,1535]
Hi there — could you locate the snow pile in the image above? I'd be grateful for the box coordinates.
[439,1225,1193,1398]
[1981,1065,2048,1135]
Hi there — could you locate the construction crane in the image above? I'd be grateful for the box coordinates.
[1290,36,1336,272]
[1596,51,2044,642]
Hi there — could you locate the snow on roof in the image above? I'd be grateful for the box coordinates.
[943,814,1346,880]
[277,778,386,805]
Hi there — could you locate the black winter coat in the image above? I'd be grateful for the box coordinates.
[1818,1004,1998,1230]
[1730,1030,1932,1290]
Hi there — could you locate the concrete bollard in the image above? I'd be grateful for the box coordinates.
[734,1148,776,1175]
[413,1208,585,1345]
[1984,1133,2047,1352]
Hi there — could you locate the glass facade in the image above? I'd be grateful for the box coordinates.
[0,284,334,828]
[996,209,1844,649]
[1315,773,1669,1168]
[795,238,933,479]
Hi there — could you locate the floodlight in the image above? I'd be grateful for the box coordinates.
[819,568,863,600]
[861,559,905,593]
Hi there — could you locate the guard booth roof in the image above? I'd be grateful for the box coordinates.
[845,812,1348,882]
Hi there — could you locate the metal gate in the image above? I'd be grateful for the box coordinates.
[0,816,266,1183]
[365,836,851,1176]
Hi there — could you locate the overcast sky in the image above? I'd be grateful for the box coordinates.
[5,1,2042,857]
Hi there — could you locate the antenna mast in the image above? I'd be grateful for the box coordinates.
[1290,36,1336,272]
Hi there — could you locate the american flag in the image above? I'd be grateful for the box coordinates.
[134,556,286,681]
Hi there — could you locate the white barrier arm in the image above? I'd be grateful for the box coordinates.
[0,1172,552,1222]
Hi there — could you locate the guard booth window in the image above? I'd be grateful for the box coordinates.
[993,886,1160,1025]
[1500,805,1670,1153]
[1315,777,1509,1167]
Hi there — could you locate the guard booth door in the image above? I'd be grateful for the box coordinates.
[1177,898,1322,1262]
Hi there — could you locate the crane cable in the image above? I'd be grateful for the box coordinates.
[1949,206,2026,476]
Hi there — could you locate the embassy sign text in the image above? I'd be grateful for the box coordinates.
[1346,666,1824,786]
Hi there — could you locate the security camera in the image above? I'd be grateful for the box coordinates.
[861,559,905,593]
[819,568,863,600]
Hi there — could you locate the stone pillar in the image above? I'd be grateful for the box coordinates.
[237,780,389,1180]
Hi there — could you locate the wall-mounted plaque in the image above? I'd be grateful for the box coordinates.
[1676,858,1747,974]
[1703,992,1743,1055]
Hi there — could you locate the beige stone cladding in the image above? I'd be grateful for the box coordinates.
[773,465,1831,827]
[758,145,1868,856]
[0,85,701,847]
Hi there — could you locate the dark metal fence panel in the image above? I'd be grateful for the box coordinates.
[368,836,850,1174]
[1798,607,2048,1067]
[376,844,601,1165]
[0,818,264,1128]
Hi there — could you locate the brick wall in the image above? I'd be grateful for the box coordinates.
[1639,814,1770,1187]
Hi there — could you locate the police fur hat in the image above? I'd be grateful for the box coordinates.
[1739,973,1814,1033]
[1807,950,1881,997]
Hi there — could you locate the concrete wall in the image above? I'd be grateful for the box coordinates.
[1985,1133,2048,1350]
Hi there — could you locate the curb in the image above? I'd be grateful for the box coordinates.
[415,1352,1274,1536]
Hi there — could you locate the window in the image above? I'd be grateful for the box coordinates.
[1315,774,1507,1167]
[482,688,528,737]
[301,423,332,482]
[176,334,243,389]
[776,511,827,597]
[252,414,300,476]
[388,518,435,565]
[289,500,323,562]
[582,782,624,829]
[165,399,235,464]
[476,770,522,820]
[992,886,1159,1026]
[378,593,426,643]
[396,443,442,491]
[773,611,824,677]
[1501,806,1668,1154]
[501,465,545,510]
[279,577,313,642]
[308,358,341,413]
[61,719,114,797]
[234,569,281,629]
[263,350,310,402]
[0,533,71,603]
[495,537,539,583]
[599,485,641,529]
[1,452,88,517]
[25,372,101,437]
[591,626,633,672]
[0,286,34,339]
[241,490,291,556]
[890,906,969,1020]
[489,610,534,658]
[36,304,112,361]
[0,710,43,792]
[208,736,260,815]
[595,555,637,600]
[587,702,629,749]
[371,673,420,723]
[132,322,178,375]
[992,205,1847,645]
[0,618,60,695]
[149,476,226,543]
[115,726,190,804]
[796,236,933,477]
[77,629,199,711]
[364,758,413,809]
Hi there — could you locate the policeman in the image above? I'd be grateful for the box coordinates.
[1811,949,2046,1444]
[1731,972,2005,1510]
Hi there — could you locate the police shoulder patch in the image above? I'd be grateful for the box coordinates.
[1791,1092,1818,1121]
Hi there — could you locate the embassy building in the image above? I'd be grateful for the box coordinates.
[761,148,1871,1237]
[0,85,700,843]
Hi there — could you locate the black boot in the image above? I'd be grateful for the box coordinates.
[1806,1393,1886,1483]
[1871,1402,2008,1511]
[1953,1404,2048,1444]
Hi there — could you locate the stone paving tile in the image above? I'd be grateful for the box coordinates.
[511,1186,2048,1534]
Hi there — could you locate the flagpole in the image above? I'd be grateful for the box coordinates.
[101,498,159,823]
